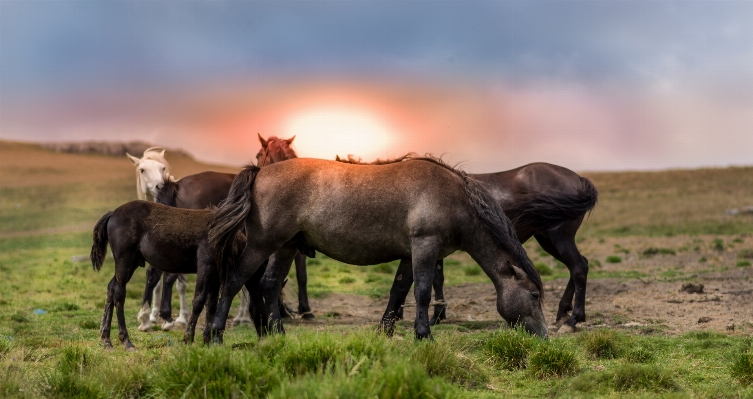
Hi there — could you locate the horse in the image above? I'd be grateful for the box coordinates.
[90,201,254,350]
[208,155,547,343]
[254,134,314,320]
[126,148,191,330]
[388,162,597,332]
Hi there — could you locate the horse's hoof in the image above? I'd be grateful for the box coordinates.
[149,315,159,323]
[137,323,153,332]
[558,325,577,334]
[301,312,315,321]
[161,321,176,331]
[175,316,188,326]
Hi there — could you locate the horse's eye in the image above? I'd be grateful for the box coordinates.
[531,292,540,301]
[140,169,144,173]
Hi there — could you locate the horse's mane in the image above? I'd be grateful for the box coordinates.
[336,152,544,296]
[266,136,298,160]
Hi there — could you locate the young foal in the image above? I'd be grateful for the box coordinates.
[90,201,253,350]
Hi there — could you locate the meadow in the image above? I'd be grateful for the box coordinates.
[2,140,753,398]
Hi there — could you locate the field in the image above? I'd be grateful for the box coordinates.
[2,140,753,398]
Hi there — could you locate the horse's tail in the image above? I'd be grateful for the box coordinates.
[462,175,544,296]
[91,211,112,271]
[209,165,260,274]
[155,179,179,207]
[510,177,598,231]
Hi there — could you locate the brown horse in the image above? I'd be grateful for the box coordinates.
[388,163,597,332]
[91,201,249,350]
[255,134,314,320]
[209,155,546,342]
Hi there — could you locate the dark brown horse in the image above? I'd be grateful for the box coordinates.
[209,155,546,342]
[391,162,597,332]
[90,201,251,350]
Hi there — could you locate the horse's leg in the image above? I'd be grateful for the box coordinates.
[150,273,163,324]
[429,259,447,325]
[260,245,298,334]
[159,273,179,330]
[535,220,588,331]
[210,247,275,344]
[245,261,268,337]
[175,274,189,326]
[232,287,252,326]
[138,265,162,331]
[184,267,211,344]
[101,276,117,349]
[379,259,414,337]
[113,260,140,351]
[411,236,439,340]
[202,274,221,345]
[294,251,314,320]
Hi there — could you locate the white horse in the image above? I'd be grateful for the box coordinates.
[126,148,254,330]
[127,148,189,331]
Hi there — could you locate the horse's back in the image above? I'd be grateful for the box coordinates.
[251,158,470,264]
[176,171,236,209]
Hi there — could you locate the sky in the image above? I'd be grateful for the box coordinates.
[1,1,752,172]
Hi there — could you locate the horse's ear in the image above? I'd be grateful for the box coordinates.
[158,149,165,157]
[258,133,268,148]
[285,135,296,144]
[127,153,140,166]
[506,261,528,281]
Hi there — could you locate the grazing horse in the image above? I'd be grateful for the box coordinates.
[90,201,251,350]
[389,162,597,332]
[208,155,547,343]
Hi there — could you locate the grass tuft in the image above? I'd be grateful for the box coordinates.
[373,263,394,274]
[527,340,579,378]
[730,341,753,385]
[463,265,481,276]
[484,325,537,370]
[605,255,622,263]
[411,339,487,388]
[579,329,627,359]
[534,262,553,276]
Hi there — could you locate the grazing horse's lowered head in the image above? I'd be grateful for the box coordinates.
[256,134,297,166]
[126,147,176,200]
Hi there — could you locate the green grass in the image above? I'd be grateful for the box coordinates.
[605,255,622,263]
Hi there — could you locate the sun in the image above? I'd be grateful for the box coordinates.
[284,108,394,160]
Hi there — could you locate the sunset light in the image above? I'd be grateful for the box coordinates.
[285,108,394,160]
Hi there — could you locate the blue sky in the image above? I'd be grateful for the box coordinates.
[2,1,752,171]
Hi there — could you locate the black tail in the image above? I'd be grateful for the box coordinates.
[91,211,112,271]
[155,179,179,207]
[510,177,598,231]
[208,165,260,275]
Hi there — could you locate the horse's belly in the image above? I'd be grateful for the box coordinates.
[141,246,199,274]
[302,230,410,266]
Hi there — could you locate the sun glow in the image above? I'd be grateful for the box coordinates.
[284,108,394,160]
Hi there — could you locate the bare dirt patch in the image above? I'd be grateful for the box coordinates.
[282,235,753,336]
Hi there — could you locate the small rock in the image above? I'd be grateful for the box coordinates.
[621,322,644,327]
[681,283,704,294]
[726,208,740,216]
[698,317,712,324]
[727,324,736,331]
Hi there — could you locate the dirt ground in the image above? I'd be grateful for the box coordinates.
[282,235,753,336]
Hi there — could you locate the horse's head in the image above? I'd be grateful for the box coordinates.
[497,261,548,339]
[127,148,172,200]
[256,133,297,166]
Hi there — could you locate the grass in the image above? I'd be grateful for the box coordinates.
[605,255,622,263]
[4,141,753,397]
